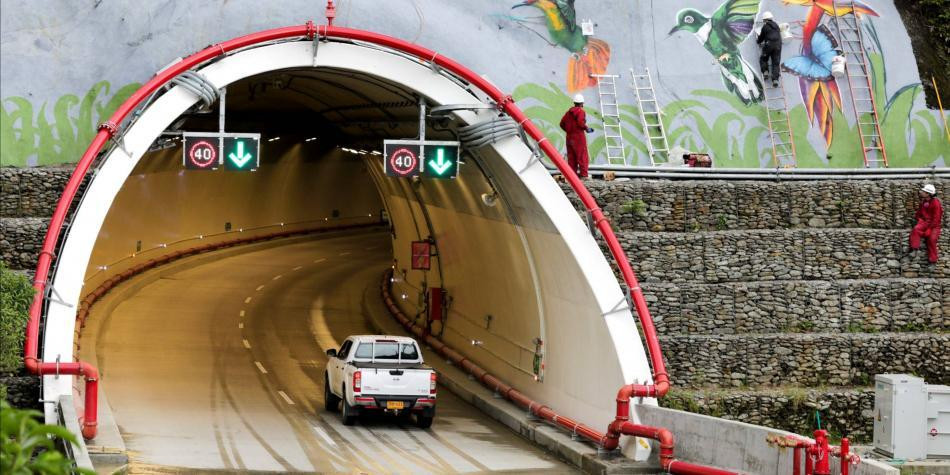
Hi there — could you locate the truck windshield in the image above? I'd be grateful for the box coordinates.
[353,341,419,361]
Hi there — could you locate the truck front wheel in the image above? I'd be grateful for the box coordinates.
[324,376,340,412]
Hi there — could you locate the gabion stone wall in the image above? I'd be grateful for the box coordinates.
[0,217,49,270]
[562,178,949,442]
[0,167,71,218]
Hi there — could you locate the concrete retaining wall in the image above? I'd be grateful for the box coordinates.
[636,404,898,475]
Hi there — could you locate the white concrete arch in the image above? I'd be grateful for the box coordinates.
[44,39,653,455]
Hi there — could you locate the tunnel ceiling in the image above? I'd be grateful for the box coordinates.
[173,67,457,144]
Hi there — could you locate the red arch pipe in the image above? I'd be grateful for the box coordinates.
[26,18,671,456]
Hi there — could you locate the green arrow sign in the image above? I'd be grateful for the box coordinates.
[428,148,452,175]
[223,135,260,171]
[229,140,253,167]
[422,143,459,179]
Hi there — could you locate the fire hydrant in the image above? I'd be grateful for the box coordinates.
[809,429,832,475]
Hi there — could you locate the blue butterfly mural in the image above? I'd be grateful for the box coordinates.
[781,24,840,81]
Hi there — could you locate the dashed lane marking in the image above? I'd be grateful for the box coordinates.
[273,274,283,281]
[314,258,327,264]
[256,285,265,291]
[255,361,268,374]
[243,339,252,349]
[239,310,246,317]
[312,425,337,447]
[292,266,303,271]
[244,297,252,304]
[238,323,244,329]
[278,391,295,405]
[339,252,351,256]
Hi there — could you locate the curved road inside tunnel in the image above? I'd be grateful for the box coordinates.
[85,230,574,473]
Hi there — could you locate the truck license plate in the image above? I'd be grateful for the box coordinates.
[386,401,404,410]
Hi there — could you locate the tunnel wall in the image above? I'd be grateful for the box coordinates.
[84,145,382,291]
[1,1,945,169]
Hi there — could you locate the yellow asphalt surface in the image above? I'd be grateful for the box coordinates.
[89,231,574,473]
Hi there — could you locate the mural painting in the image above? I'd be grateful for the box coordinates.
[668,0,764,105]
[508,0,611,94]
[0,0,945,169]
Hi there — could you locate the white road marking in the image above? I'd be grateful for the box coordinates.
[277,390,295,405]
[292,265,303,271]
[314,258,326,264]
[242,339,252,349]
[238,323,244,329]
[244,297,252,304]
[312,425,337,447]
[255,361,268,374]
[239,310,245,317]
[256,285,265,291]
[339,252,351,256]
[272,274,283,281]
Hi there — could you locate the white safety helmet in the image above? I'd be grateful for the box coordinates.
[922,184,937,195]
[573,93,585,104]
[762,11,774,20]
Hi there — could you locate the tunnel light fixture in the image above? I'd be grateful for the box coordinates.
[305,137,318,142]
[357,149,368,155]
[471,339,483,347]
[371,150,382,156]
[97,265,108,271]
[481,192,498,207]
[267,137,281,142]
[401,293,408,300]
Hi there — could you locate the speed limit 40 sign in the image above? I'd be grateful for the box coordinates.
[183,133,221,170]
[383,141,421,178]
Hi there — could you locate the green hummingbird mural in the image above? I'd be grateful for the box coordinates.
[669,0,764,105]
[511,0,611,94]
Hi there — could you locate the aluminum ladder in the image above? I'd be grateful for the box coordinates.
[831,0,888,168]
[590,74,627,165]
[630,68,670,166]
[763,78,797,167]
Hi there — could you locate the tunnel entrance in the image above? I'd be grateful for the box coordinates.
[37,32,654,458]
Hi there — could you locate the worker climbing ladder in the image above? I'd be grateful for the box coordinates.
[630,68,670,166]
[590,74,627,165]
[763,79,797,168]
[830,0,888,168]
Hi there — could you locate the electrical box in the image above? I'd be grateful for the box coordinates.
[874,374,927,459]
[927,384,950,457]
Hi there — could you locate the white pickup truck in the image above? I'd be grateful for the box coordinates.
[324,335,437,428]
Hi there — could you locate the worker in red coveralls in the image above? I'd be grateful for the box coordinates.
[559,94,594,179]
[909,184,942,264]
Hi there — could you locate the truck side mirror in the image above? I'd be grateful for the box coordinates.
[326,349,337,358]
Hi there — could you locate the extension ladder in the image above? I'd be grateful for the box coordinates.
[831,0,888,168]
[630,68,671,166]
[590,74,628,165]
[764,78,797,167]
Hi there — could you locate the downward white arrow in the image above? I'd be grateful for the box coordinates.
[229,141,253,167]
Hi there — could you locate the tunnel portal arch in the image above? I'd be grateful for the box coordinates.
[31,24,656,455]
